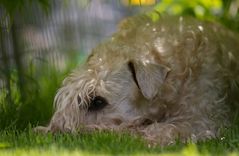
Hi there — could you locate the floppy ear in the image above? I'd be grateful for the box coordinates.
[128,61,170,100]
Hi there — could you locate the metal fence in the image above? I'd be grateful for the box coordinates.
[0,0,157,91]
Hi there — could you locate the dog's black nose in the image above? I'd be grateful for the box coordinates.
[88,96,108,111]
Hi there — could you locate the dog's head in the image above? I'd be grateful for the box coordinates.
[39,15,211,133]
[45,16,182,133]
[49,38,171,132]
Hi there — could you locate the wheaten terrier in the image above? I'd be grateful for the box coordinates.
[35,15,239,146]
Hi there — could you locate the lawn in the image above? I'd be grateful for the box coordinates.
[0,125,239,156]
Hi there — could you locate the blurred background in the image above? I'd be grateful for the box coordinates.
[0,0,238,129]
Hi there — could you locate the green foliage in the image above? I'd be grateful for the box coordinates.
[154,0,223,19]
[148,0,239,32]
[0,64,73,129]
[0,0,50,16]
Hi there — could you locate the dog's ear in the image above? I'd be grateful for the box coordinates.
[128,61,170,100]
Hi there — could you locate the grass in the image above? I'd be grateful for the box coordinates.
[0,124,239,156]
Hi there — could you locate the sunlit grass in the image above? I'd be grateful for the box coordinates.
[0,125,239,156]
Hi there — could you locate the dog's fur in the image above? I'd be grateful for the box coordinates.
[35,15,239,146]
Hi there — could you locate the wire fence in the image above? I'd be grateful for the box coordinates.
[0,0,153,90]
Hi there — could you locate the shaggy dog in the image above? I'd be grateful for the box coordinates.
[35,15,239,146]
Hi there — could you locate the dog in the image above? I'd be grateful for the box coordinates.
[35,15,239,146]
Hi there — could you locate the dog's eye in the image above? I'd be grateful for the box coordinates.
[88,96,108,111]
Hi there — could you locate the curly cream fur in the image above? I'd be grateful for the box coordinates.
[35,15,239,146]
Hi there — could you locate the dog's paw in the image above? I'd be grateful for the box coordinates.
[33,126,50,133]
[139,123,178,146]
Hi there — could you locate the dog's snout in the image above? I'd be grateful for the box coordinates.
[88,96,108,111]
